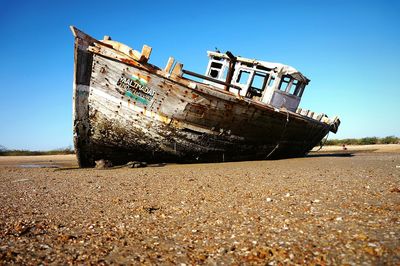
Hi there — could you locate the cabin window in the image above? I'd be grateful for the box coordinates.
[288,79,298,95]
[210,69,219,78]
[295,83,305,97]
[279,76,291,91]
[222,67,228,80]
[294,83,301,96]
[247,72,268,97]
[211,62,222,69]
[268,76,275,87]
[252,73,266,89]
[208,61,223,78]
[237,70,251,85]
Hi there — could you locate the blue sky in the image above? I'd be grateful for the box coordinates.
[0,0,399,150]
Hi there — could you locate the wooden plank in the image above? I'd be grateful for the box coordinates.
[140,45,152,63]
[164,57,175,73]
[72,32,95,167]
[172,62,183,77]
[70,26,113,48]
[101,40,141,60]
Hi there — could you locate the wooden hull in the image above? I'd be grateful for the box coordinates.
[72,30,331,167]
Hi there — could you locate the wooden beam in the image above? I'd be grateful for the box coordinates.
[70,26,113,48]
[164,57,175,73]
[140,45,152,63]
[172,62,183,77]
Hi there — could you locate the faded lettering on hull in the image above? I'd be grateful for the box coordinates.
[116,74,155,105]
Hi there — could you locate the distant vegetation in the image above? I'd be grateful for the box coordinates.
[0,145,75,156]
[325,136,399,146]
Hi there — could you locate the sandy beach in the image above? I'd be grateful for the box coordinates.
[0,145,399,264]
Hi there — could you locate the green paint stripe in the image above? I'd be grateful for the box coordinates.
[125,91,149,105]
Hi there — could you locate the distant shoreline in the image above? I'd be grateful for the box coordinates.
[0,148,74,156]
[311,143,400,153]
[1,143,399,156]
[0,144,399,169]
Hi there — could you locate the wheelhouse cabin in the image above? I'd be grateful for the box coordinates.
[203,51,310,112]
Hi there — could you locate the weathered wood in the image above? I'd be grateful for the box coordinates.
[100,40,142,60]
[77,52,330,165]
[164,57,175,73]
[71,26,337,167]
[70,26,112,48]
[139,45,152,63]
[171,62,183,77]
[72,35,94,167]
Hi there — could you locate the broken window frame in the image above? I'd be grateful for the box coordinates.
[267,75,276,88]
[206,56,229,80]
[247,71,269,98]
[236,69,251,85]
[278,75,291,92]
[230,62,275,98]
[277,75,305,97]
[287,79,298,95]
[208,61,223,79]
[296,83,306,97]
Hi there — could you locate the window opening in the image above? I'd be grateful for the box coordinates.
[268,76,275,87]
[294,83,302,96]
[247,72,269,98]
[208,61,223,79]
[288,79,298,95]
[279,76,291,91]
[297,83,306,97]
[237,70,250,85]
[209,69,219,78]
[211,62,222,69]
[222,67,228,80]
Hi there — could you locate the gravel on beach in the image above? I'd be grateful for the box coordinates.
[0,152,399,265]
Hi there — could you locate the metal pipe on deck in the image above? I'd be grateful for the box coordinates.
[182,69,242,91]
[224,51,237,91]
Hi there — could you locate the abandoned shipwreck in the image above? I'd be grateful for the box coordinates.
[71,26,340,167]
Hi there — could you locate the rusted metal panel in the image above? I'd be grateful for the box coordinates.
[70,26,338,167]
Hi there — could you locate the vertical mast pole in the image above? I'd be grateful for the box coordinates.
[224,51,237,91]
